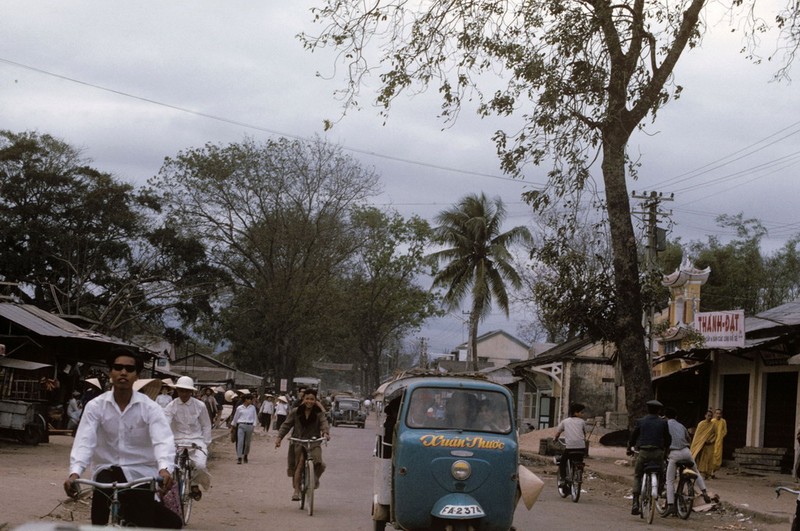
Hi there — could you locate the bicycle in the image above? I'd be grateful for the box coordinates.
[289,436,326,516]
[656,459,697,520]
[775,486,800,531]
[174,443,207,525]
[554,448,585,503]
[639,459,663,524]
[629,450,663,525]
[70,476,161,526]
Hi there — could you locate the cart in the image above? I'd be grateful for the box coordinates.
[0,399,45,445]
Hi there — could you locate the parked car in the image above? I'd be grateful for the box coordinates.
[331,396,367,428]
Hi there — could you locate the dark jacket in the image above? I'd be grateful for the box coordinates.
[278,403,330,440]
[628,414,671,450]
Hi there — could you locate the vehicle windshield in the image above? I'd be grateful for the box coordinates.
[405,387,512,434]
[337,399,359,410]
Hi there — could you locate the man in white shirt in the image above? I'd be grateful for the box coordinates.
[64,349,181,528]
[231,394,257,464]
[554,402,589,488]
[163,376,213,498]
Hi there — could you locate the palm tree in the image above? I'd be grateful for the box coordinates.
[429,193,533,371]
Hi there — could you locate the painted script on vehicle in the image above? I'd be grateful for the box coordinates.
[419,434,505,450]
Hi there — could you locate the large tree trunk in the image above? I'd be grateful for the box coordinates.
[601,131,653,425]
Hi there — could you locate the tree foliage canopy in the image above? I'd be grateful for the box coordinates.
[152,137,437,388]
[687,214,800,314]
[151,137,381,379]
[0,130,222,337]
[343,207,440,390]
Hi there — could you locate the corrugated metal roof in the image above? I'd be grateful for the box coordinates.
[0,303,129,345]
[0,357,52,371]
[746,299,800,334]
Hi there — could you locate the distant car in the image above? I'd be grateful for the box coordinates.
[331,397,367,428]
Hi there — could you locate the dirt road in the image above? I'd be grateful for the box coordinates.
[1,420,788,530]
[1,424,377,530]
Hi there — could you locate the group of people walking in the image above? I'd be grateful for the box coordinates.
[690,407,728,478]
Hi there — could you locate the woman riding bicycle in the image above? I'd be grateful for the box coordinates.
[275,389,331,501]
[554,403,588,489]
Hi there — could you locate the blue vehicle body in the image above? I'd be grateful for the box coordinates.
[373,375,520,531]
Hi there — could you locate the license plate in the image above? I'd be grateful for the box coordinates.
[438,504,485,517]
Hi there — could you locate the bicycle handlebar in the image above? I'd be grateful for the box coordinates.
[289,437,327,447]
[176,443,207,455]
[71,476,161,492]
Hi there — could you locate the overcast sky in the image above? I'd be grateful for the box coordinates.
[2,2,799,355]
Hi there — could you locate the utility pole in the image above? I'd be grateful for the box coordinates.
[631,190,673,368]
[462,310,472,367]
[418,337,429,369]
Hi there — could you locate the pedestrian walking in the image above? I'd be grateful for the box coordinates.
[690,409,716,477]
[231,394,257,464]
[711,408,727,478]
[201,387,218,426]
[259,394,274,433]
[275,396,289,431]
[66,391,82,431]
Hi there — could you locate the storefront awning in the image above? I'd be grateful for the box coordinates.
[0,357,52,371]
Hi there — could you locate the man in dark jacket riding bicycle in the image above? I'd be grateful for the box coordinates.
[627,399,671,516]
[275,389,331,501]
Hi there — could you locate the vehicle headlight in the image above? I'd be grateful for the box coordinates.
[451,460,471,481]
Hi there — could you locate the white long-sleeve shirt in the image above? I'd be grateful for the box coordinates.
[231,404,257,426]
[163,396,212,448]
[69,390,175,480]
[259,400,274,415]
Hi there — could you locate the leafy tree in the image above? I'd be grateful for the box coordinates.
[0,130,220,337]
[687,214,800,314]
[429,193,533,371]
[763,237,800,309]
[688,214,766,314]
[517,208,616,343]
[151,137,380,383]
[301,0,798,418]
[344,207,441,391]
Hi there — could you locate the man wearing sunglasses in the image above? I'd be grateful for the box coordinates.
[64,348,182,528]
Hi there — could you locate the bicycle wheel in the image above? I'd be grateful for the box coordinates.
[655,476,669,516]
[570,463,582,503]
[181,466,193,525]
[558,459,570,498]
[676,477,694,520]
[299,459,307,510]
[646,473,657,524]
[639,474,652,523]
[306,458,316,516]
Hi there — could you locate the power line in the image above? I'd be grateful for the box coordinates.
[0,56,539,186]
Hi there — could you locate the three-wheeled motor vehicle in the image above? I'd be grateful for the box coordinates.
[372,374,541,531]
